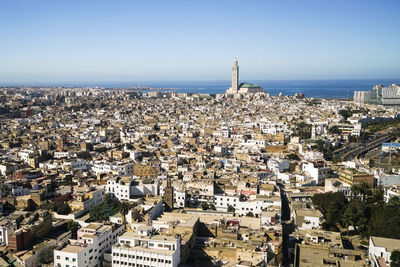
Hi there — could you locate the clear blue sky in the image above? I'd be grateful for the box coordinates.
[0,0,399,82]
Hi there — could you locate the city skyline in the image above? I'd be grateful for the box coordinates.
[1,0,400,82]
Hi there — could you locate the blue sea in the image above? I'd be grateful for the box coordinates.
[3,79,400,98]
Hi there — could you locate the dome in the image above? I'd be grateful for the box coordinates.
[239,82,261,88]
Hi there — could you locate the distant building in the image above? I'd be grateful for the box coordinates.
[354,84,400,105]
[382,142,400,152]
[226,59,266,95]
[338,168,374,187]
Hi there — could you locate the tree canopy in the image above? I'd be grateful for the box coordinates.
[312,190,400,238]
[40,201,71,215]
[89,195,135,222]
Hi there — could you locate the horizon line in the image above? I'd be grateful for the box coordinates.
[2,77,400,86]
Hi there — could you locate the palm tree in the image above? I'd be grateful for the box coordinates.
[341,211,353,236]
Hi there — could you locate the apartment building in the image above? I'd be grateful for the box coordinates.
[302,161,332,185]
[54,223,125,267]
[111,231,181,267]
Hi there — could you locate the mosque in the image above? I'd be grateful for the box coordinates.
[226,58,265,95]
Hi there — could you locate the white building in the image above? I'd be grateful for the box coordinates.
[18,149,34,163]
[369,236,400,267]
[111,231,181,267]
[64,159,87,171]
[214,194,240,212]
[236,196,281,217]
[384,184,400,203]
[0,220,17,245]
[241,139,266,148]
[292,209,324,230]
[336,123,362,137]
[107,177,158,202]
[267,158,290,174]
[302,162,332,184]
[174,189,187,208]
[54,223,125,267]
[92,161,134,176]
[54,151,76,159]
[259,119,289,134]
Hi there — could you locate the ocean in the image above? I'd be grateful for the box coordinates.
[3,79,400,98]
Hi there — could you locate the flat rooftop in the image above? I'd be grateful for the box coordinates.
[61,244,86,254]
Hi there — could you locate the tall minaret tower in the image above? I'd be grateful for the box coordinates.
[232,58,239,93]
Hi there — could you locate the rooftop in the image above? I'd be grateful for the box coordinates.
[61,244,86,253]
[371,236,400,252]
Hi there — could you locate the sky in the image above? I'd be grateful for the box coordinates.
[0,0,399,83]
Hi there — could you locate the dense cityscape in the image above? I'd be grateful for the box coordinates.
[2,0,400,266]
[0,59,399,267]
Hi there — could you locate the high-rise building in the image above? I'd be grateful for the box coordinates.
[232,58,239,93]
[226,58,266,95]
[354,84,400,105]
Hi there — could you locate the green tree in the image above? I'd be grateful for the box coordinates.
[391,250,400,267]
[369,159,375,168]
[40,201,71,215]
[287,153,300,161]
[40,245,56,264]
[201,202,209,210]
[348,135,359,143]
[294,122,312,140]
[227,205,235,212]
[209,204,216,210]
[339,109,353,121]
[55,202,71,215]
[328,126,341,134]
[118,201,132,218]
[246,212,254,217]
[341,211,353,236]
[66,221,80,239]
[388,196,400,208]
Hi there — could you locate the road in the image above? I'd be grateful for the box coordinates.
[333,133,395,161]
[279,184,293,267]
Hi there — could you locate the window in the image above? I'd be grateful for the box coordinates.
[65,257,69,261]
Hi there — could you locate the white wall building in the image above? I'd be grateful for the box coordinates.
[107,177,158,202]
[236,196,281,217]
[302,162,331,184]
[0,220,17,245]
[18,149,34,163]
[369,236,400,267]
[92,161,134,176]
[214,194,240,212]
[267,158,290,174]
[292,209,324,230]
[112,231,181,267]
[54,223,125,267]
